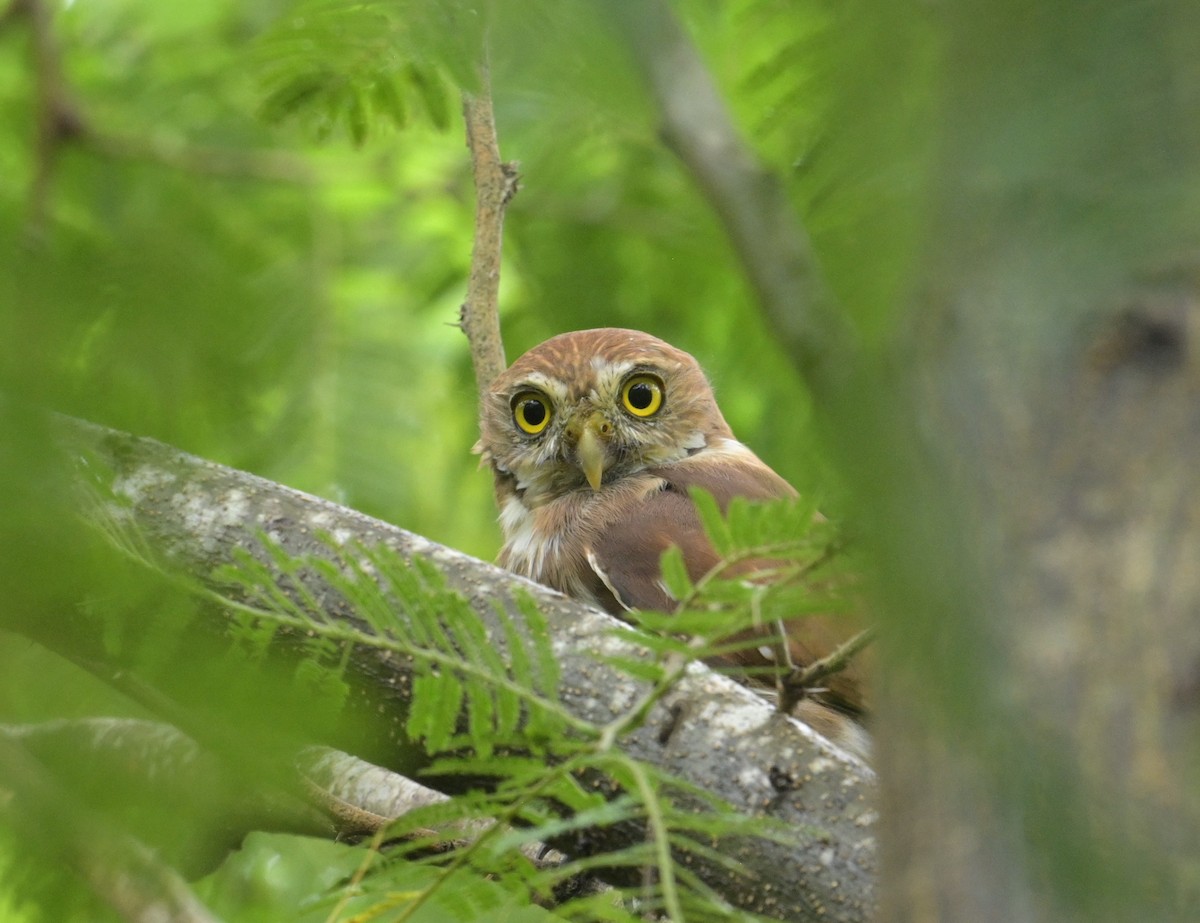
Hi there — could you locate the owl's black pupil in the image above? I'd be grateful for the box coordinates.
[522,400,546,425]
[628,383,653,409]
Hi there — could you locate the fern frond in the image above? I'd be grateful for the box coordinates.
[250,0,474,144]
[212,533,597,760]
[624,490,855,671]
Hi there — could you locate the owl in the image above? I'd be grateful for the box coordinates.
[477,328,866,747]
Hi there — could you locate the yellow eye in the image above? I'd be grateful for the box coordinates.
[512,391,552,435]
[621,374,664,418]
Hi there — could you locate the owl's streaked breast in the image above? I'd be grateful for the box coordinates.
[497,473,667,608]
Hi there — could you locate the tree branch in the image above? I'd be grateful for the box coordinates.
[60,416,877,922]
[9,0,309,239]
[0,727,223,923]
[605,0,855,394]
[11,0,86,236]
[2,719,585,891]
[781,628,877,714]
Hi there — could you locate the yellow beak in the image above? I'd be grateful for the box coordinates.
[573,413,610,491]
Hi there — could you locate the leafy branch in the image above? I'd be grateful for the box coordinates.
[5,0,312,239]
[779,627,875,713]
[215,537,597,748]
[209,527,827,919]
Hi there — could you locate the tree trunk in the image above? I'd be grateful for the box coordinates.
[866,3,1200,919]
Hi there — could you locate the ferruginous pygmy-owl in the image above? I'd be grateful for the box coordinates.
[476,328,866,749]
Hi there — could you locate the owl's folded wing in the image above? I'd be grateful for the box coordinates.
[584,459,868,716]
[584,478,720,613]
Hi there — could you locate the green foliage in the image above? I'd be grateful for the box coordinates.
[5,0,1192,918]
[0,0,853,919]
[194,831,562,923]
[252,1,465,143]
[202,527,810,922]
[217,536,589,755]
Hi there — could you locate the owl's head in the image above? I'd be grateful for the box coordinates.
[477,328,734,504]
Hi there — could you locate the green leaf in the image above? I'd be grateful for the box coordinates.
[372,74,409,129]
[689,487,733,556]
[346,87,369,146]
[658,543,693,600]
[407,62,451,130]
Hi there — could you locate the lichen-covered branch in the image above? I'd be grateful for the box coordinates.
[297,746,582,875]
[60,417,877,922]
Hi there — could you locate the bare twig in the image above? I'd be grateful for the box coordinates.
[460,59,518,398]
[15,0,86,236]
[780,627,876,714]
[88,132,313,184]
[11,0,309,240]
[605,0,854,394]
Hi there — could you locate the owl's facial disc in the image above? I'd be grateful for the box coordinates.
[566,411,613,490]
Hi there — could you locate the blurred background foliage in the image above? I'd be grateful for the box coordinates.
[0,0,866,917]
[0,0,873,563]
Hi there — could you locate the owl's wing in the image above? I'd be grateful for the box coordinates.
[586,449,795,611]
[584,478,720,613]
[585,452,868,715]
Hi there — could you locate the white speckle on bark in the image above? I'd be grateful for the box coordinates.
[702,699,773,736]
[176,488,250,553]
[737,766,770,792]
[112,465,177,504]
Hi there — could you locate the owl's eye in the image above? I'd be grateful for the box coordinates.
[621,374,664,418]
[512,391,552,435]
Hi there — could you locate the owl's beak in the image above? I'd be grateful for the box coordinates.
[572,412,611,491]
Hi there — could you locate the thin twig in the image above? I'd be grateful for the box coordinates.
[460,57,518,398]
[89,132,313,184]
[18,0,86,236]
[13,0,307,240]
[780,627,876,713]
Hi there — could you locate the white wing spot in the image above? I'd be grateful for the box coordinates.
[586,550,632,610]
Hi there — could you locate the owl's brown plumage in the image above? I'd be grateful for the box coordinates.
[477,328,866,747]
